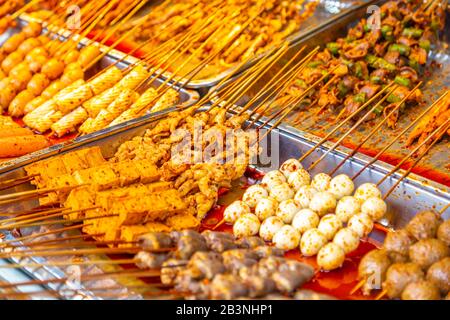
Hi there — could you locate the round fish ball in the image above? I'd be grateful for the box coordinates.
[261,170,286,189]
[318,214,343,240]
[269,183,294,202]
[233,213,261,238]
[254,197,278,221]
[273,225,301,250]
[242,185,268,208]
[329,174,355,200]
[309,192,337,217]
[354,183,382,203]
[348,213,374,238]
[317,243,346,271]
[300,228,328,256]
[280,158,303,179]
[287,169,311,191]
[259,216,284,242]
[276,199,301,224]
[361,197,387,221]
[294,185,318,209]
[333,228,360,254]
[292,209,320,234]
[223,200,250,223]
[335,196,361,223]
[311,173,331,192]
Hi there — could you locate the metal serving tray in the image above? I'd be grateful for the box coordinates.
[0,107,447,299]
[209,3,450,186]
[101,0,378,91]
[0,16,199,174]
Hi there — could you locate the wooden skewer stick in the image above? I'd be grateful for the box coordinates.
[328,82,423,176]
[10,0,42,19]
[5,239,138,251]
[0,207,67,225]
[0,184,85,205]
[6,232,104,249]
[375,289,387,300]
[0,246,141,259]
[352,91,449,180]
[0,174,38,191]
[439,203,450,215]
[307,83,398,171]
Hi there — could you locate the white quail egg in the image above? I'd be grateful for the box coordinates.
[261,170,286,189]
[259,216,284,242]
[254,197,278,221]
[333,228,360,254]
[311,173,332,192]
[287,169,311,191]
[276,199,301,224]
[328,174,355,200]
[354,183,382,203]
[280,158,303,179]
[335,196,361,223]
[348,212,374,238]
[317,243,346,271]
[361,197,387,221]
[233,213,261,238]
[242,185,269,208]
[223,200,251,223]
[269,183,294,202]
[300,228,328,256]
[292,209,320,234]
[294,185,318,208]
[318,214,343,240]
[273,225,301,251]
[309,192,337,217]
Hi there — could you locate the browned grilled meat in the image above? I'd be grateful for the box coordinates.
[437,220,450,246]
[384,229,415,262]
[358,249,392,295]
[406,211,443,241]
[426,257,450,294]
[383,262,425,299]
[401,280,441,300]
[409,239,449,270]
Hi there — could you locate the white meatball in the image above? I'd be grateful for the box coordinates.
[276,199,301,224]
[261,170,286,189]
[317,243,346,271]
[294,185,318,209]
[269,183,294,202]
[309,192,337,217]
[335,196,361,223]
[329,174,355,200]
[287,169,311,191]
[233,213,261,238]
[242,185,269,208]
[354,183,382,203]
[223,200,251,223]
[292,209,320,234]
[318,214,343,240]
[273,225,301,250]
[333,228,360,254]
[361,197,387,221]
[300,228,328,256]
[348,212,374,238]
[280,158,303,179]
[311,173,331,192]
[254,197,278,221]
[259,216,284,241]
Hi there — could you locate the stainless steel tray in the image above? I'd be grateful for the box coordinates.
[0,15,199,174]
[209,3,450,187]
[0,108,448,299]
[100,0,379,91]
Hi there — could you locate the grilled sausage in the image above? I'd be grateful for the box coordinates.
[409,239,449,270]
[383,262,424,299]
[426,257,450,294]
[384,229,415,262]
[401,280,441,300]
[406,211,442,240]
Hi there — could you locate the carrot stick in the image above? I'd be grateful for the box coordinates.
[0,135,49,158]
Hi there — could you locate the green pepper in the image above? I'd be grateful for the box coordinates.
[307,61,322,68]
[373,58,397,72]
[354,62,363,78]
[409,59,419,71]
[353,92,367,104]
[365,54,377,65]
[389,43,411,56]
[337,81,349,98]
[431,20,440,31]
[321,69,330,82]
[419,40,431,53]
[295,79,307,89]
[387,93,401,104]
[326,42,340,55]
[394,76,411,88]
[381,25,394,41]
[370,76,382,84]
[363,24,370,33]
[340,58,354,68]
[372,104,384,115]
[402,28,423,38]
[345,36,355,43]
